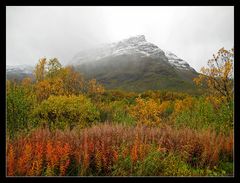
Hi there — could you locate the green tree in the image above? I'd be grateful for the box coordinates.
[60,66,85,95]
[7,81,34,138]
[46,58,62,78]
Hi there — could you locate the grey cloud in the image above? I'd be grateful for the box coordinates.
[6,6,233,72]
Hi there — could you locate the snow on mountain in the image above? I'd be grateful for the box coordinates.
[71,35,195,72]
[164,51,196,71]
[6,65,34,74]
[71,35,165,63]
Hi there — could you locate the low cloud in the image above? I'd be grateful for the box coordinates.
[6,6,233,72]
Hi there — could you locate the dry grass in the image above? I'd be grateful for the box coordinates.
[7,123,233,176]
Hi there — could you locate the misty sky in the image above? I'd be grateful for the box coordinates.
[6,6,234,72]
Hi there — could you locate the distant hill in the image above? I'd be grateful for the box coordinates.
[6,65,34,81]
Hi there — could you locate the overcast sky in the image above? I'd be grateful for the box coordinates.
[6,6,234,72]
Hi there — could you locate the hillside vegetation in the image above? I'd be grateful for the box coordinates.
[6,48,234,176]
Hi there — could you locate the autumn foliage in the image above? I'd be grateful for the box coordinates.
[32,95,100,130]
[194,48,233,104]
[6,51,234,176]
[129,97,171,126]
[7,124,233,176]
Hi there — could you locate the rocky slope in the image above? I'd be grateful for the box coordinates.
[70,35,199,92]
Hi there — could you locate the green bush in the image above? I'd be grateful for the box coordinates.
[32,95,100,130]
[217,101,233,131]
[174,98,233,134]
[111,148,193,176]
[7,83,35,138]
[99,100,135,126]
[110,101,135,125]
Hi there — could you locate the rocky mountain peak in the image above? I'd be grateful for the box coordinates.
[121,35,146,44]
[164,50,196,72]
[69,35,197,73]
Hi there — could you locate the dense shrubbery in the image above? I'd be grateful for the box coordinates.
[98,100,135,126]
[174,97,233,134]
[6,79,234,176]
[6,52,234,176]
[7,81,37,138]
[32,95,100,130]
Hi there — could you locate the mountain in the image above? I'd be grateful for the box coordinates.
[6,35,199,93]
[70,35,199,92]
[6,65,34,81]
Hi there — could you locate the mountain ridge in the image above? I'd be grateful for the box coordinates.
[70,35,199,92]
[70,35,196,72]
[6,35,199,93]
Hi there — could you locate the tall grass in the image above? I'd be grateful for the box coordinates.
[7,123,233,176]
